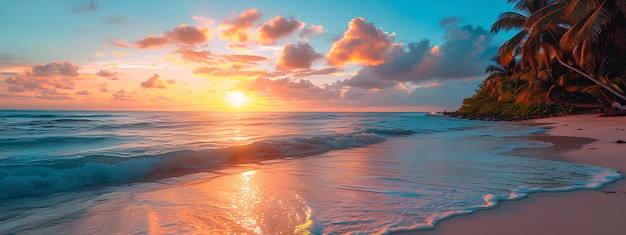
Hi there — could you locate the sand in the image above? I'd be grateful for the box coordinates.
[396,114,626,235]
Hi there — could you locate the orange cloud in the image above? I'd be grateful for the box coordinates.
[135,25,209,50]
[140,73,176,89]
[326,17,393,66]
[257,15,304,45]
[108,37,129,48]
[193,67,275,80]
[3,61,83,100]
[111,51,129,58]
[135,35,171,49]
[235,77,340,101]
[219,9,263,43]
[276,42,323,70]
[165,24,210,45]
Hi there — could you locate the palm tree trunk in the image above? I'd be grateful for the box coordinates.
[555,56,626,101]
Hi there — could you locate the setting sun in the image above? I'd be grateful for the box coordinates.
[226,91,248,108]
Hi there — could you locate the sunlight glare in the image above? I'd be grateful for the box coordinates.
[227,91,248,108]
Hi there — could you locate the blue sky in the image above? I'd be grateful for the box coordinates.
[0,0,515,111]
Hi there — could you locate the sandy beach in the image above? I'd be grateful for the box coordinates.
[404,114,626,235]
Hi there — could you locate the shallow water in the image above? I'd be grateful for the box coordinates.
[0,111,620,234]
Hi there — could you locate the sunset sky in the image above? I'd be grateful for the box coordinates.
[0,0,513,111]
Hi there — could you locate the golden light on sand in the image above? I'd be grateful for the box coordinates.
[226,91,248,108]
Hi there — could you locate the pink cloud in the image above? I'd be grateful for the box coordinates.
[298,25,324,40]
[2,61,82,96]
[30,61,79,77]
[135,35,171,49]
[112,89,133,101]
[235,77,340,101]
[108,37,129,48]
[219,9,263,43]
[96,69,119,80]
[135,25,209,50]
[193,67,275,79]
[276,42,323,70]
[225,54,269,64]
[257,15,304,45]
[340,18,497,90]
[99,82,108,92]
[140,73,176,89]
[75,89,91,95]
[326,17,393,66]
[292,67,344,77]
[165,24,210,45]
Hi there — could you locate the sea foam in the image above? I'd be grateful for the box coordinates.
[0,128,412,199]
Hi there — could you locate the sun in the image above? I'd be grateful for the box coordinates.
[226,91,248,108]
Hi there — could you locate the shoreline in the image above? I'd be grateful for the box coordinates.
[395,114,626,235]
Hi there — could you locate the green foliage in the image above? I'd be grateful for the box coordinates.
[455,0,626,119]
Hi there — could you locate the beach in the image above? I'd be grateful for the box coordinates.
[1,111,623,234]
[410,114,626,235]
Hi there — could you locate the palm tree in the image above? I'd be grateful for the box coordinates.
[533,0,626,101]
[491,0,559,70]
[495,0,626,102]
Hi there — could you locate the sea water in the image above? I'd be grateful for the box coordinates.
[0,111,621,234]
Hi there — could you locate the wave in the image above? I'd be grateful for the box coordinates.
[0,113,119,119]
[0,128,414,200]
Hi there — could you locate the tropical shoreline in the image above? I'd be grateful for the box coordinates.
[396,114,626,235]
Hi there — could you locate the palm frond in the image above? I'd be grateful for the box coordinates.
[576,0,611,45]
[498,30,528,57]
[560,19,586,50]
[491,12,528,34]
[526,2,567,31]
[564,0,600,23]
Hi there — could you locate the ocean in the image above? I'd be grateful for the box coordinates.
[0,110,621,234]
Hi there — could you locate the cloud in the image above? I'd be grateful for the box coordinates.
[225,54,269,65]
[292,67,344,77]
[99,82,108,92]
[67,0,100,14]
[104,15,129,25]
[111,51,129,57]
[108,38,129,48]
[75,90,91,95]
[96,69,119,80]
[191,15,215,28]
[298,25,324,40]
[326,17,393,66]
[219,9,263,43]
[234,77,340,101]
[135,25,209,50]
[0,53,31,69]
[5,61,80,95]
[171,48,217,64]
[257,15,304,45]
[112,89,133,100]
[35,89,73,100]
[193,67,275,79]
[276,42,323,70]
[432,17,496,78]
[135,35,171,49]
[29,61,80,77]
[140,73,176,89]
[165,24,210,45]
[340,17,497,89]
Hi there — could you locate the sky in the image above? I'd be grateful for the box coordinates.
[0,0,515,112]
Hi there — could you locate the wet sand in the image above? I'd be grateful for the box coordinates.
[397,114,626,235]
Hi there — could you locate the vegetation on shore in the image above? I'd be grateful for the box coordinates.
[452,0,626,120]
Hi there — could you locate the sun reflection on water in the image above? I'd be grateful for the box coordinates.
[233,170,263,234]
